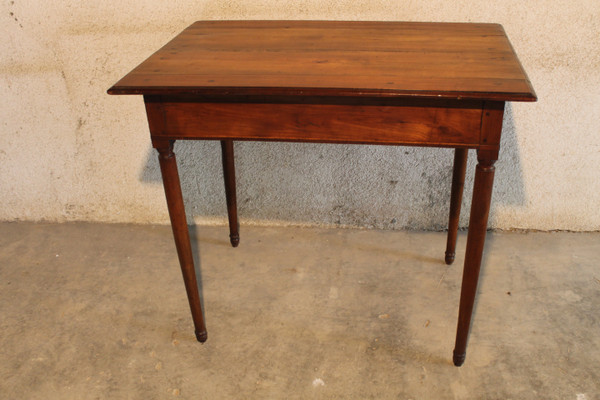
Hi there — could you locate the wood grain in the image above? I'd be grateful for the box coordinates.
[146,98,483,147]
[453,151,497,366]
[220,140,239,247]
[154,140,207,343]
[109,21,536,102]
[445,148,468,265]
[110,21,535,366]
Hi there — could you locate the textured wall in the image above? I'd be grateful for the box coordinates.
[1,1,599,230]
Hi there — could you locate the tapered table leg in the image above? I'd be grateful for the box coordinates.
[445,148,468,265]
[221,140,240,247]
[453,150,496,366]
[156,140,207,342]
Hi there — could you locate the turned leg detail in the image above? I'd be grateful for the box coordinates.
[156,140,207,342]
[452,152,496,366]
[445,148,468,265]
[221,140,240,247]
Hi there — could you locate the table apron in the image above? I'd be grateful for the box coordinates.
[146,100,486,148]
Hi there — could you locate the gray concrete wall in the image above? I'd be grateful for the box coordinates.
[1,1,599,230]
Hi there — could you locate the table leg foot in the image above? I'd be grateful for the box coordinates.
[195,330,208,343]
[230,233,240,247]
[444,252,455,265]
[452,350,466,367]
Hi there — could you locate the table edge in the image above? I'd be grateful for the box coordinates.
[107,86,537,102]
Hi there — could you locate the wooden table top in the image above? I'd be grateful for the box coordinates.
[108,20,536,102]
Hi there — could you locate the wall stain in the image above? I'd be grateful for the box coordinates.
[8,2,23,28]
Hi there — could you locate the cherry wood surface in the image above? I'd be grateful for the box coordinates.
[155,140,207,343]
[109,21,536,367]
[220,140,239,247]
[108,21,536,102]
[145,96,483,147]
[445,148,468,265]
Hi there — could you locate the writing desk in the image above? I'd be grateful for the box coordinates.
[108,21,536,366]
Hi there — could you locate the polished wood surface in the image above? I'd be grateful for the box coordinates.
[445,148,468,265]
[221,140,239,247]
[453,151,497,366]
[109,21,536,367]
[155,140,207,342]
[452,101,504,366]
[109,21,536,102]
[145,96,483,147]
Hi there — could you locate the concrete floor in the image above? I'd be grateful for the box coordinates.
[0,222,598,399]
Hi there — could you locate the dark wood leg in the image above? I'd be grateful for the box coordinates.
[156,140,207,342]
[445,148,468,265]
[452,150,496,366]
[221,140,240,247]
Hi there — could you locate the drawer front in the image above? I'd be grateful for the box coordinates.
[147,100,483,147]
